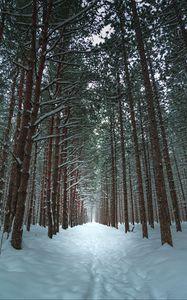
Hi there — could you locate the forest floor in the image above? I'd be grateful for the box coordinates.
[0,222,187,299]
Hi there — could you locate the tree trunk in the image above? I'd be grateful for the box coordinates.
[39,147,48,227]
[117,73,129,232]
[62,126,69,229]
[27,143,37,232]
[11,0,53,249]
[0,71,18,218]
[138,99,154,228]
[110,115,116,228]
[116,0,148,238]
[130,0,173,246]
[172,145,187,220]
[46,118,54,238]
[3,69,26,234]
[4,0,37,238]
[128,159,135,226]
[147,50,181,231]
[51,115,60,234]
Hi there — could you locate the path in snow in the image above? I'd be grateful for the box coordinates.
[0,222,187,299]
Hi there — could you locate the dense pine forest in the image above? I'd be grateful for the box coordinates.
[0,1,187,299]
[0,0,187,251]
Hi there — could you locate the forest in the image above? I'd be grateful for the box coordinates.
[0,0,187,299]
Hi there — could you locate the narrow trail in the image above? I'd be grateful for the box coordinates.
[0,223,187,299]
[66,223,152,300]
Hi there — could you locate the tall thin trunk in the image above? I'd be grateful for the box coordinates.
[0,71,18,217]
[51,115,60,234]
[110,116,116,228]
[3,70,25,234]
[172,145,187,220]
[138,99,154,228]
[128,159,135,226]
[130,0,173,246]
[147,50,181,231]
[4,0,37,238]
[27,143,37,232]
[62,126,68,229]
[11,0,53,249]
[46,118,54,238]
[113,120,118,228]
[39,147,48,227]
[117,74,129,232]
[116,0,148,238]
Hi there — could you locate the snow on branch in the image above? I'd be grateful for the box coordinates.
[58,160,84,169]
[59,133,82,145]
[33,133,62,143]
[66,179,82,192]
[41,79,58,92]
[67,162,83,177]
[34,99,70,126]
[41,95,76,107]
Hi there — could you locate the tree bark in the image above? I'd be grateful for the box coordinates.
[116,0,148,238]
[0,71,18,218]
[117,73,129,232]
[110,115,116,228]
[130,0,173,246]
[62,126,69,229]
[11,0,53,249]
[3,69,25,234]
[147,50,181,231]
[51,115,60,234]
[46,118,54,238]
[27,143,37,232]
[138,99,154,228]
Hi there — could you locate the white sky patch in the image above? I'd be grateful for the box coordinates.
[92,25,114,46]
[94,128,100,136]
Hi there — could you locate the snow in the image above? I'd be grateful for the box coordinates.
[0,222,187,299]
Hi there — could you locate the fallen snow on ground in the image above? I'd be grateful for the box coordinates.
[0,222,187,299]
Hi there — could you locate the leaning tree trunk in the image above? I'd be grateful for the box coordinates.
[4,0,37,238]
[11,0,53,249]
[130,0,173,246]
[3,70,25,234]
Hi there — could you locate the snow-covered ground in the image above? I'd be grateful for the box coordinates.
[0,222,187,299]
